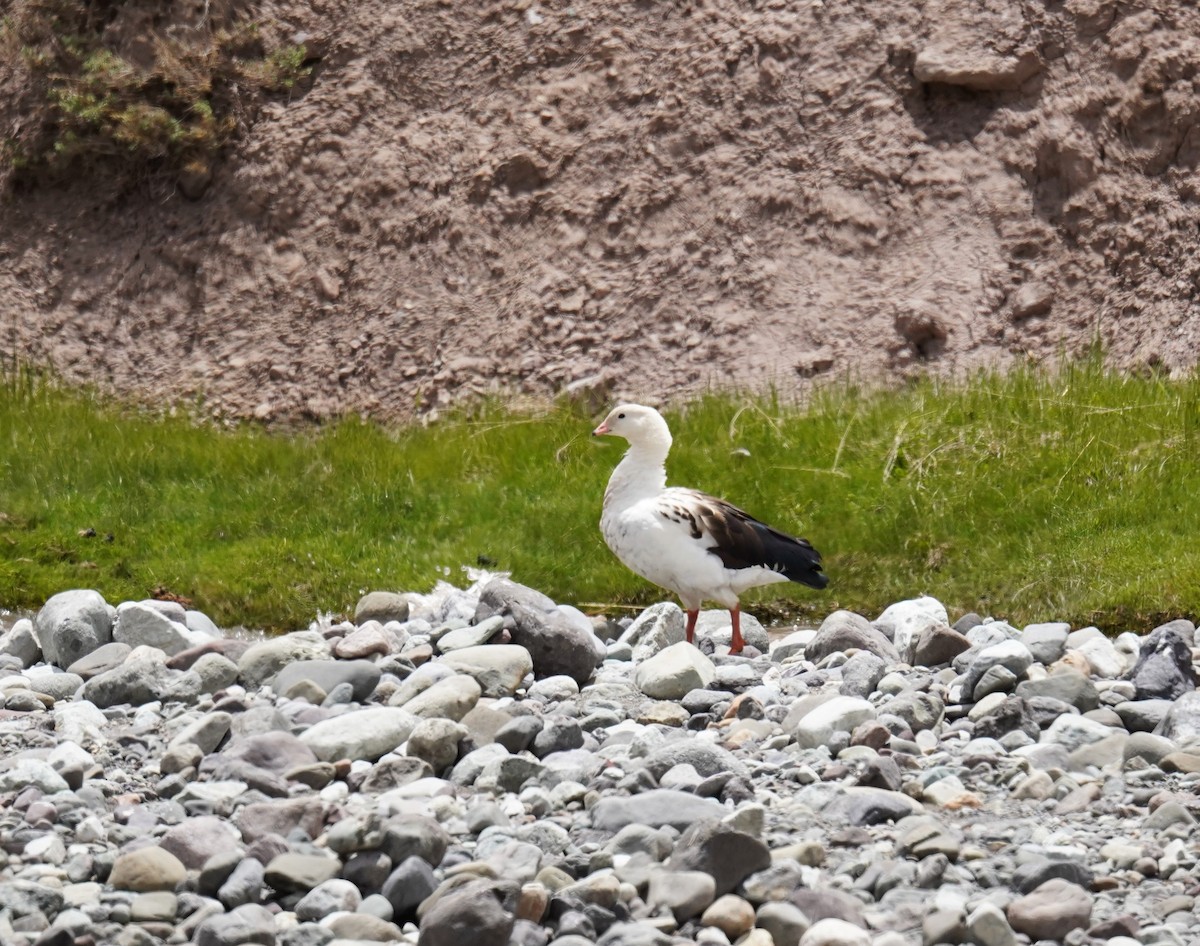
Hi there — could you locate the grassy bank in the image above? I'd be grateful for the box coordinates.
[2,362,1199,633]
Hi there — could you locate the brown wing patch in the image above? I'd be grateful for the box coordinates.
[676,490,828,588]
[658,500,704,539]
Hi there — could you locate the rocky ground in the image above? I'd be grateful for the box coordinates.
[1,576,1199,946]
[3,0,1200,422]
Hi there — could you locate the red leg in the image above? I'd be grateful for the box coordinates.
[685,609,698,644]
[730,608,744,654]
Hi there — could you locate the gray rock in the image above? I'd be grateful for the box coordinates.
[294,878,361,921]
[791,887,866,926]
[65,640,132,679]
[510,603,601,686]
[214,731,319,774]
[1126,624,1196,701]
[1006,878,1093,940]
[756,900,812,946]
[272,658,381,703]
[355,591,411,625]
[191,652,241,693]
[435,616,506,652]
[382,855,438,923]
[406,717,467,773]
[0,618,41,667]
[619,602,687,660]
[646,869,715,922]
[1122,731,1178,766]
[839,652,887,699]
[532,717,584,757]
[23,666,83,701]
[236,797,324,844]
[822,787,923,826]
[170,710,233,753]
[1012,856,1094,894]
[264,853,340,894]
[1015,669,1099,712]
[973,664,1019,700]
[1115,699,1175,733]
[113,601,193,655]
[474,577,557,620]
[962,639,1034,700]
[879,691,944,733]
[973,696,1040,742]
[238,632,330,689]
[417,879,516,946]
[526,674,580,703]
[326,914,404,941]
[393,673,481,721]
[417,878,516,946]
[806,611,899,663]
[299,706,418,762]
[643,738,748,780]
[1020,622,1070,665]
[381,814,450,867]
[495,715,543,753]
[442,645,533,697]
[160,816,243,869]
[476,754,547,793]
[911,623,972,667]
[360,755,434,793]
[80,654,169,707]
[668,820,770,897]
[35,589,113,668]
[1043,713,1119,752]
[591,790,723,832]
[218,858,266,908]
[195,903,276,946]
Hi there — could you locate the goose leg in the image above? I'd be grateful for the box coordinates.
[685,609,699,644]
[730,608,744,655]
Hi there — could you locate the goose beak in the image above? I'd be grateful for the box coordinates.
[592,421,611,436]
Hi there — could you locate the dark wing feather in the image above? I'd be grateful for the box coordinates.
[666,490,828,589]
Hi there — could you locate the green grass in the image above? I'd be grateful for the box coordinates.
[2,360,1199,633]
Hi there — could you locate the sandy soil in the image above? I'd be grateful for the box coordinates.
[2,0,1199,421]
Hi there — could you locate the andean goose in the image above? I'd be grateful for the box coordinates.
[593,403,827,654]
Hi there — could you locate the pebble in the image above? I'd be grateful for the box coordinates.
[2,583,1199,946]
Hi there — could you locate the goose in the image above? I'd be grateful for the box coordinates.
[593,403,827,654]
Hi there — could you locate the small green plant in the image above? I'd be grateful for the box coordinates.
[0,0,318,193]
[258,44,312,91]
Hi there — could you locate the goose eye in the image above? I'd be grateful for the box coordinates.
[617,412,626,419]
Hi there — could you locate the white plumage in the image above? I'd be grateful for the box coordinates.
[594,403,827,653]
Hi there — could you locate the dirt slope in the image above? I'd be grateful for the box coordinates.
[2,0,1199,421]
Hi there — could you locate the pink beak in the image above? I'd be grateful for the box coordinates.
[592,421,611,436]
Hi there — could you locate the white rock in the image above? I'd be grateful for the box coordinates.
[300,707,419,762]
[53,701,109,746]
[792,696,876,750]
[874,596,948,662]
[966,900,1017,946]
[24,834,67,865]
[1042,714,1119,752]
[114,601,195,656]
[634,641,716,699]
[1071,635,1127,678]
[798,917,871,945]
[0,758,69,793]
